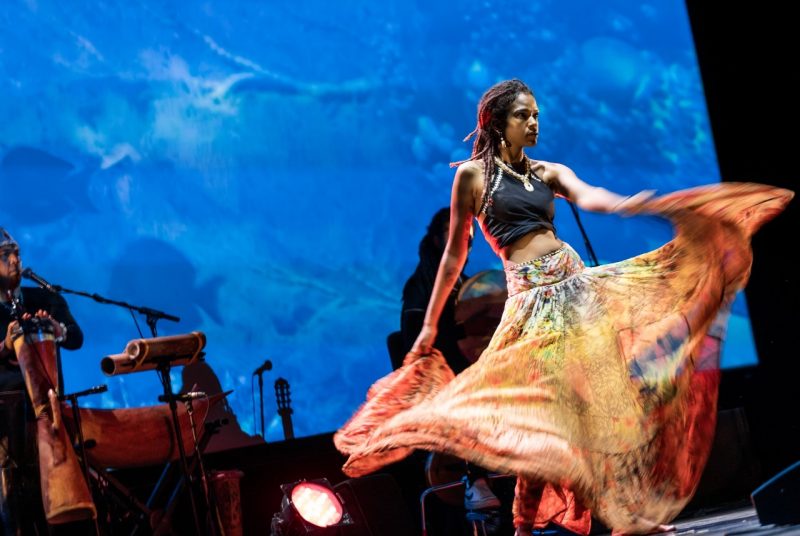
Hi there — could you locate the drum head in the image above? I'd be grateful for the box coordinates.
[455,270,507,364]
[425,451,468,506]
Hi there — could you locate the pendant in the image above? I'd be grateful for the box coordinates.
[523,180,534,192]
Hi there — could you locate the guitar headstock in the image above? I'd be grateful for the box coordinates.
[274,378,292,412]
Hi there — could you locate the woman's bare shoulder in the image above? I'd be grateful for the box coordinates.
[456,159,483,175]
[530,159,568,186]
[454,160,485,187]
[453,160,485,215]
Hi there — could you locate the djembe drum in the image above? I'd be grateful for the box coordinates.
[455,269,508,364]
[12,317,95,524]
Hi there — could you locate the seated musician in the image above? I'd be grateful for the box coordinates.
[0,227,84,533]
[400,207,473,374]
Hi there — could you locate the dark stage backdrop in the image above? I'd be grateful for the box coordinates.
[0,0,752,440]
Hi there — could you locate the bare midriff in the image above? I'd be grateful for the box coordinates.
[497,227,563,265]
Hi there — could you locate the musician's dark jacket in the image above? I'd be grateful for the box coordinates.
[0,286,83,392]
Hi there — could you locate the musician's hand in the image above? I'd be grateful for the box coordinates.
[34,310,63,339]
[409,325,437,360]
[3,320,19,355]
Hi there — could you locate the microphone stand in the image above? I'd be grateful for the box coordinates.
[566,201,600,267]
[31,281,180,338]
[253,361,271,439]
[257,371,265,438]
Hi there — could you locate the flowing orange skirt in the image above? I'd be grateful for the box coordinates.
[335,183,793,533]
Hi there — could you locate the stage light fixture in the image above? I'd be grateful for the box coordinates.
[270,478,355,535]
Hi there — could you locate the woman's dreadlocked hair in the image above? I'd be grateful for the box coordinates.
[451,79,534,213]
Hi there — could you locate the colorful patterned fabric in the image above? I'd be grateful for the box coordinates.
[513,479,592,534]
[334,183,793,533]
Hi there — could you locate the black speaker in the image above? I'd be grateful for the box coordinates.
[751,459,800,525]
[334,473,417,536]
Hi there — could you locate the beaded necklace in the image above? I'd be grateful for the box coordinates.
[493,156,541,191]
[481,156,543,215]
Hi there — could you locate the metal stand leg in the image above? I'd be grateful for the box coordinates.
[185,398,223,535]
[63,385,108,536]
[466,511,489,536]
[157,363,203,535]
[0,465,20,536]
[420,473,515,536]
[420,480,465,536]
[150,419,225,535]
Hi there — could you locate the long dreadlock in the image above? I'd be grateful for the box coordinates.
[451,79,534,213]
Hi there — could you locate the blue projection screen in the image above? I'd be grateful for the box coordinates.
[0,0,752,441]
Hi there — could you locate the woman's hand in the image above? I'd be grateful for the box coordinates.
[613,189,656,215]
[408,325,438,360]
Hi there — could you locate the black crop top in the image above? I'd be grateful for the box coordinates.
[479,162,556,251]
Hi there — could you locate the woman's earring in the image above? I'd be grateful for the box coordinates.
[500,137,508,149]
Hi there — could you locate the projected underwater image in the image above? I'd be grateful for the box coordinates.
[0,0,752,442]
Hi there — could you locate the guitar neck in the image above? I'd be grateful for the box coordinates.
[280,413,294,440]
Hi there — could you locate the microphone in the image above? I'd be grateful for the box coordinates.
[253,359,273,376]
[158,391,207,403]
[60,384,108,401]
[83,385,109,396]
[21,268,57,293]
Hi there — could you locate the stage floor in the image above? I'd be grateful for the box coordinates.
[592,505,800,536]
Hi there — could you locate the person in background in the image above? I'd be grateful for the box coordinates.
[0,227,84,534]
[400,207,472,375]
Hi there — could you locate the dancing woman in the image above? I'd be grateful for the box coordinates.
[335,79,793,535]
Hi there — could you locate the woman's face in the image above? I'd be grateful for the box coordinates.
[503,92,539,149]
